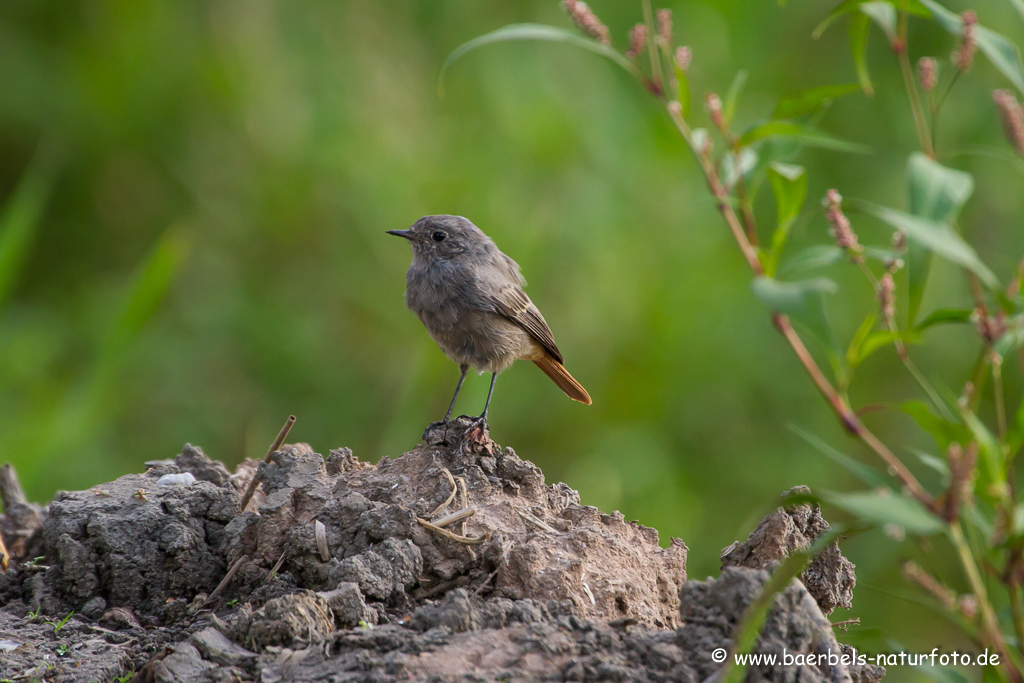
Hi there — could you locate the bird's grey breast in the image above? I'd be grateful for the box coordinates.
[405,258,479,329]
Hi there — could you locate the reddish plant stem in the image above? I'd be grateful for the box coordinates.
[665,102,933,509]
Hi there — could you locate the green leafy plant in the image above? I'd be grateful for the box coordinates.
[446,0,1024,680]
[49,610,73,634]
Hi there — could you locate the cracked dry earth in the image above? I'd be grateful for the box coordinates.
[0,417,883,682]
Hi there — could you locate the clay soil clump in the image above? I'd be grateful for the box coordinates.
[0,417,881,682]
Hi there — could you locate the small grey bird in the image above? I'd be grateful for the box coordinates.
[388,215,591,429]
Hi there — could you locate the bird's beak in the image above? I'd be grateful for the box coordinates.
[386,229,414,240]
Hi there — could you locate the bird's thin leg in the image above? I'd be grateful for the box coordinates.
[443,365,469,423]
[460,373,497,440]
[479,372,497,419]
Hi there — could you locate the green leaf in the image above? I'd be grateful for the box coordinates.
[995,316,1024,357]
[846,312,878,370]
[814,0,931,38]
[915,450,951,481]
[773,83,861,119]
[723,70,749,125]
[917,0,1024,93]
[975,25,1024,94]
[849,12,874,95]
[768,163,808,229]
[722,148,758,191]
[821,489,944,535]
[959,409,1005,492]
[815,0,865,39]
[789,424,889,488]
[853,200,998,289]
[764,163,808,274]
[438,24,640,95]
[1012,0,1024,25]
[737,121,870,153]
[913,308,972,331]
[903,154,975,324]
[691,128,710,155]
[857,329,921,364]
[778,245,842,277]
[859,1,897,44]
[916,0,965,32]
[908,153,974,223]
[751,276,838,353]
[901,400,972,452]
[948,144,1024,179]
[0,149,58,313]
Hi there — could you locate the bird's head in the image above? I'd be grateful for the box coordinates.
[387,215,490,262]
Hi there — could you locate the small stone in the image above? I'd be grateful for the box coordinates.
[99,607,140,630]
[319,582,376,628]
[80,596,107,620]
[153,642,215,682]
[190,627,256,667]
[156,472,197,486]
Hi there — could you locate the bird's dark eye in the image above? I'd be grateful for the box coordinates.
[432,231,447,243]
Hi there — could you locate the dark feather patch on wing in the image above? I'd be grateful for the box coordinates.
[488,285,563,363]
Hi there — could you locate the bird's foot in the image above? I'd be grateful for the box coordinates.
[458,415,488,441]
[422,419,452,444]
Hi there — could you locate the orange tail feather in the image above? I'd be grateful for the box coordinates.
[533,355,592,405]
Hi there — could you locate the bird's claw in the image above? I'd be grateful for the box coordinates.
[458,416,488,441]
[423,419,450,442]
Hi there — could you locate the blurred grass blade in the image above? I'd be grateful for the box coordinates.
[773,83,860,119]
[918,0,1024,93]
[821,490,944,535]
[789,424,889,487]
[723,69,749,125]
[905,153,974,325]
[778,245,843,277]
[101,225,191,365]
[752,275,838,354]
[901,400,972,452]
[439,24,640,96]
[913,308,972,331]
[915,449,951,480]
[721,522,852,683]
[849,12,875,95]
[0,151,58,312]
[852,200,998,288]
[738,121,869,152]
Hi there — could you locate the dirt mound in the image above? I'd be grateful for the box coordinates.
[0,417,880,682]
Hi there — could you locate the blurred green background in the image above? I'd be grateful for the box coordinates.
[3,0,1024,675]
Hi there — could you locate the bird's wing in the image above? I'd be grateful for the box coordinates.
[487,283,564,364]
